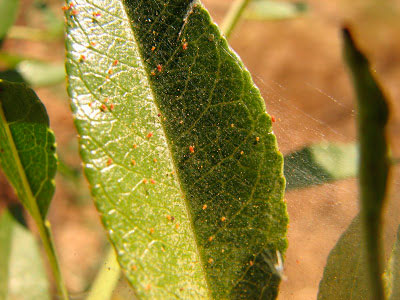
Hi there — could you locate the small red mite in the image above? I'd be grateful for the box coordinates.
[113,60,118,66]
[271,116,276,122]
[147,132,153,138]
[189,146,194,153]
[61,5,69,11]
[150,179,156,184]
[157,64,162,72]
[182,42,188,50]
[71,9,79,15]
[93,12,101,17]
[109,104,114,111]
[100,104,107,111]
[151,46,156,51]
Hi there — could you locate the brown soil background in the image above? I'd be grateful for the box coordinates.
[1,0,400,299]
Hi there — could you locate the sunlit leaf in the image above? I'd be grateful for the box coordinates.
[284,142,357,190]
[65,0,288,298]
[245,0,307,21]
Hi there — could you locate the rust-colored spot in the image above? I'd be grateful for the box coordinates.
[90,41,96,46]
[182,42,188,50]
[202,204,207,210]
[100,104,107,111]
[131,159,136,166]
[175,223,180,229]
[189,145,195,153]
[151,46,156,51]
[133,144,137,149]
[150,179,156,184]
[153,158,157,163]
[149,228,154,234]
[271,116,276,122]
[147,132,153,138]
[240,151,244,155]
[79,55,85,62]
[143,178,148,184]
[256,137,260,142]
[208,236,214,242]
[108,69,113,75]
[250,260,254,266]
[113,59,118,66]
[221,216,226,222]
[92,12,101,17]
[106,158,112,166]
[109,104,114,111]
[88,102,92,107]
[157,64,163,72]
[62,5,69,11]
[166,215,172,221]
[71,9,79,15]
[151,71,156,76]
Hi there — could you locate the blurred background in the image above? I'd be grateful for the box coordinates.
[0,0,399,299]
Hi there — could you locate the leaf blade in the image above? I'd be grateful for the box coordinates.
[65,0,288,298]
[0,80,57,218]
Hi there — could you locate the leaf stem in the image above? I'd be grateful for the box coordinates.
[0,102,69,300]
[221,0,251,39]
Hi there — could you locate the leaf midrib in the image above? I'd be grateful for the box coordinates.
[119,3,213,297]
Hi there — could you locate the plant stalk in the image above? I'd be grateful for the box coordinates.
[221,0,252,39]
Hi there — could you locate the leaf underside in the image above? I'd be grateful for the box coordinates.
[65,0,287,299]
[0,80,57,218]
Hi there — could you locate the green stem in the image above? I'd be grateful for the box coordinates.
[0,103,69,300]
[221,0,252,39]
[86,247,120,300]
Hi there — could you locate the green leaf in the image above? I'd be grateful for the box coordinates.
[0,0,19,40]
[386,225,400,300]
[65,0,287,298]
[244,0,307,21]
[0,80,57,218]
[317,215,372,299]
[343,27,390,299]
[284,142,357,190]
[0,207,50,300]
[0,60,65,87]
[86,247,121,300]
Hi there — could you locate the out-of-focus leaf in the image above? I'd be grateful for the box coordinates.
[0,60,65,87]
[86,247,121,300]
[65,0,288,298]
[318,216,372,299]
[0,80,57,218]
[0,0,19,40]
[285,142,357,190]
[0,207,50,300]
[343,27,390,299]
[245,0,307,21]
[385,225,400,300]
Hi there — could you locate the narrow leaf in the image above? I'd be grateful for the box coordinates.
[343,27,390,300]
[284,142,357,190]
[0,80,57,218]
[65,0,288,299]
[0,207,50,300]
[0,0,19,40]
[244,0,307,21]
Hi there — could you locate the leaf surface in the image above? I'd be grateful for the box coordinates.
[0,80,57,218]
[317,216,371,300]
[386,225,400,300]
[284,142,357,190]
[0,0,19,40]
[0,207,50,300]
[65,0,287,299]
